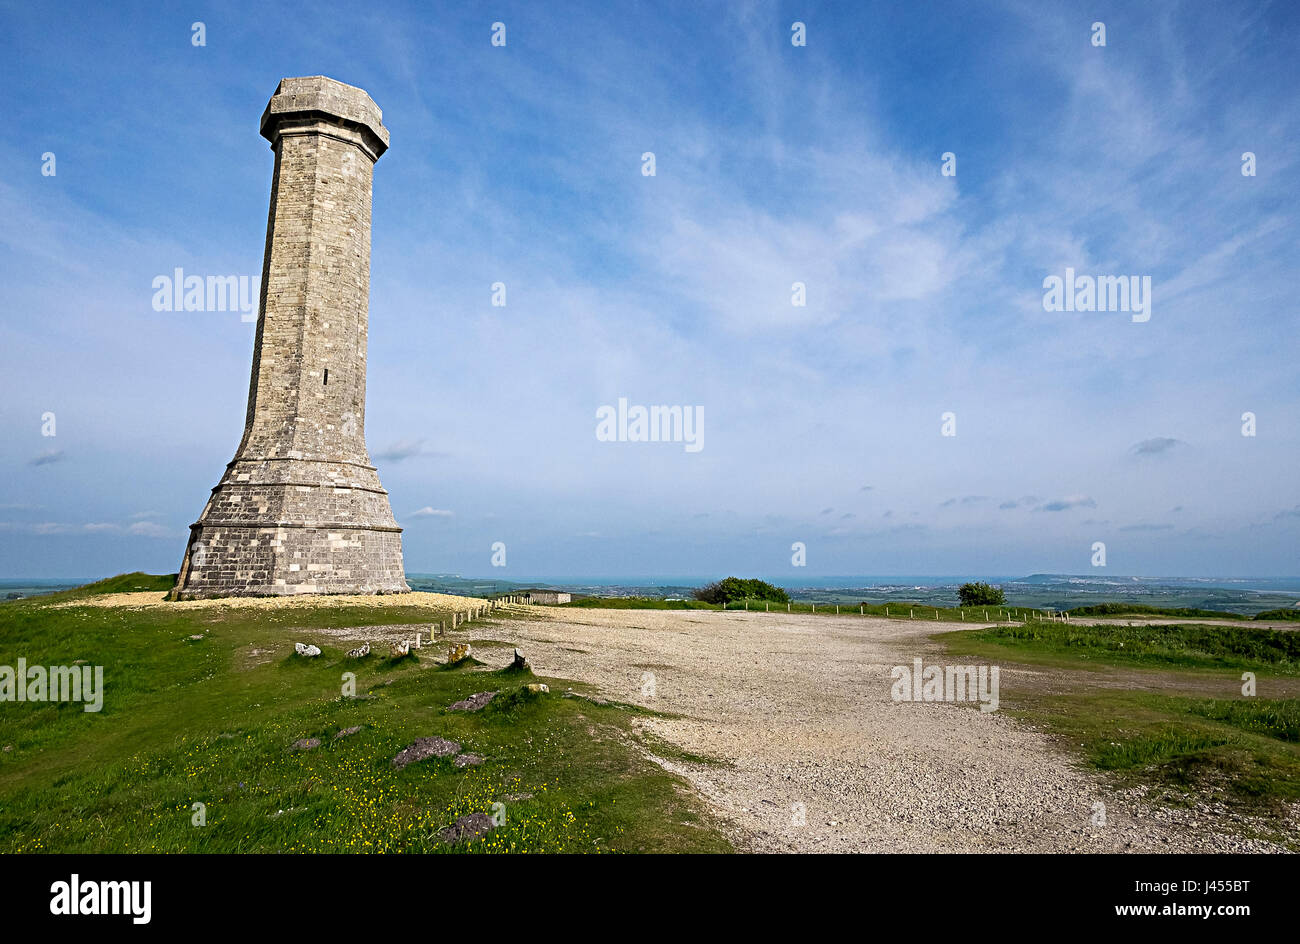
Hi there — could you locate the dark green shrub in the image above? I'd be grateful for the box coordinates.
[958,582,1006,606]
[693,577,790,605]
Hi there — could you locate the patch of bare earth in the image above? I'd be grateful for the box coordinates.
[50,590,484,612]
[466,608,1293,854]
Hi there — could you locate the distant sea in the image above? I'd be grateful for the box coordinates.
[5,574,1299,616]
[406,573,1300,616]
[0,579,91,600]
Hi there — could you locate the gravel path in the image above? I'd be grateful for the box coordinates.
[474,607,1290,853]
[54,592,1292,852]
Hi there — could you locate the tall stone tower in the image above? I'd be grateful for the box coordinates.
[173,76,409,599]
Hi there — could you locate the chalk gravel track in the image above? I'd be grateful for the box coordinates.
[58,593,1292,852]
[477,607,1291,854]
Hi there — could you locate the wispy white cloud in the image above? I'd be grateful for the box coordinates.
[1036,496,1098,513]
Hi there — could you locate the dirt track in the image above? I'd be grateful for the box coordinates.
[54,592,1294,852]
[473,607,1292,853]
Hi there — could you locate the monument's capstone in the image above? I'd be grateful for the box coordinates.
[172,76,409,599]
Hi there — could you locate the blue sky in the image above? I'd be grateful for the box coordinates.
[1,0,1297,579]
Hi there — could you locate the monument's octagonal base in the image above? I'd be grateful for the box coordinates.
[173,521,409,599]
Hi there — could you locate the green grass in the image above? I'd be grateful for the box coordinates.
[850,602,1036,622]
[75,571,179,596]
[1007,691,1300,821]
[564,596,1044,621]
[943,620,1300,674]
[564,597,720,610]
[0,579,731,854]
[563,596,1292,623]
[938,621,1300,838]
[1065,602,1247,620]
[1186,699,1300,743]
[1255,608,1300,621]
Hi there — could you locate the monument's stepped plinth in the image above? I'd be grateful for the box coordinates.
[173,76,408,599]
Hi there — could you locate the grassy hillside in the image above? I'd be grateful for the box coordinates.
[951,620,1300,674]
[78,571,179,595]
[0,578,729,853]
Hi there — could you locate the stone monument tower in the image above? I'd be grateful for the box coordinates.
[172,76,409,599]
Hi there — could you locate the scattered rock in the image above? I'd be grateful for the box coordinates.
[290,738,321,751]
[2,745,12,752]
[347,643,370,659]
[447,643,472,663]
[453,753,484,768]
[437,812,495,844]
[504,792,533,802]
[71,659,87,666]
[333,726,362,740]
[525,683,549,694]
[391,736,461,769]
[294,643,321,657]
[189,634,204,641]
[390,640,410,657]
[448,691,497,712]
[509,648,530,671]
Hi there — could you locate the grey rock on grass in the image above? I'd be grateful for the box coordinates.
[448,691,497,712]
[391,736,461,769]
[437,812,495,844]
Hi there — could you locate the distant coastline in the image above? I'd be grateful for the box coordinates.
[404,573,1300,616]
[5,573,1298,616]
